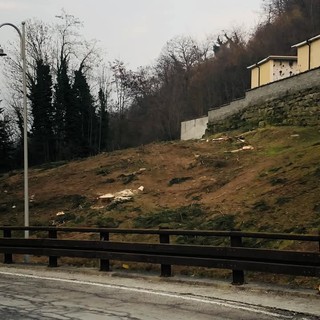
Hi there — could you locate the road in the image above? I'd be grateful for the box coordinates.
[0,266,318,319]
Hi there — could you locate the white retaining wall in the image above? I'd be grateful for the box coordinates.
[180,116,208,140]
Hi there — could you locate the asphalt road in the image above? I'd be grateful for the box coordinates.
[0,266,319,320]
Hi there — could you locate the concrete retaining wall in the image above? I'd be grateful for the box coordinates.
[181,116,208,140]
[207,87,320,133]
[206,67,320,134]
[208,67,320,124]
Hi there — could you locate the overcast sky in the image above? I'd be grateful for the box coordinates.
[0,0,263,69]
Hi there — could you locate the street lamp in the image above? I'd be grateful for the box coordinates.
[0,22,29,241]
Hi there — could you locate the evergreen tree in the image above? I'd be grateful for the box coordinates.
[29,59,54,164]
[53,56,73,159]
[0,107,13,172]
[98,87,109,152]
[72,64,97,156]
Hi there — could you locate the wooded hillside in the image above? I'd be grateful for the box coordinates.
[1,0,320,171]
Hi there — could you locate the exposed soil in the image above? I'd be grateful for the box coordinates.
[1,126,319,234]
[0,126,319,287]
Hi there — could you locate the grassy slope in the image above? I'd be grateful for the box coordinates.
[1,126,319,235]
[1,125,320,286]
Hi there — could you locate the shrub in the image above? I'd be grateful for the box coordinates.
[134,205,205,229]
[275,197,292,206]
[95,216,119,228]
[270,177,287,186]
[252,200,270,212]
[168,177,192,186]
[204,215,236,231]
[95,167,110,176]
[55,212,76,224]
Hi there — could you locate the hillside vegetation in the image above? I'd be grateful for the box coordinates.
[1,125,320,287]
[2,1,320,172]
[1,126,319,237]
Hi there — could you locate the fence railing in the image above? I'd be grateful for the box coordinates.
[0,226,319,285]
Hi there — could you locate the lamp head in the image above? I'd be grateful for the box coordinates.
[0,48,7,57]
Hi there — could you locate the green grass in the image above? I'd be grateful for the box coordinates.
[265,145,292,156]
[133,205,206,229]
[95,215,120,228]
[95,166,111,176]
[35,160,68,171]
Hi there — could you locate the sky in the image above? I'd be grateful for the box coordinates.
[0,0,263,69]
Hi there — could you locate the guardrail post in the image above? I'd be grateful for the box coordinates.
[100,231,110,271]
[3,227,13,264]
[230,234,245,285]
[48,228,58,268]
[159,232,172,277]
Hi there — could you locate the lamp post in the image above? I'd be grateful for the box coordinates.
[0,22,29,241]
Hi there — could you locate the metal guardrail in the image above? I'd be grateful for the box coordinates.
[0,226,319,285]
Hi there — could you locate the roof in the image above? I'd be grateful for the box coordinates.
[292,34,320,48]
[247,55,297,69]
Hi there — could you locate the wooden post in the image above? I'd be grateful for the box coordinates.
[159,232,171,277]
[48,228,58,267]
[100,231,110,271]
[3,227,13,264]
[230,234,245,285]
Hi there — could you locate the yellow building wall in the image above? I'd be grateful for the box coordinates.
[310,38,320,69]
[251,67,259,88]
[297,45,310,72]
[259,60,272,86]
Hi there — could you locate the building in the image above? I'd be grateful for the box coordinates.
[247,56,297,89]
[292,34,320,73]
[181,34,320,140]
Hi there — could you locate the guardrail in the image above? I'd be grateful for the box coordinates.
[0,226,319,285]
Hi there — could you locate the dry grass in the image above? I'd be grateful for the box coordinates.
[1,126,319,286]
